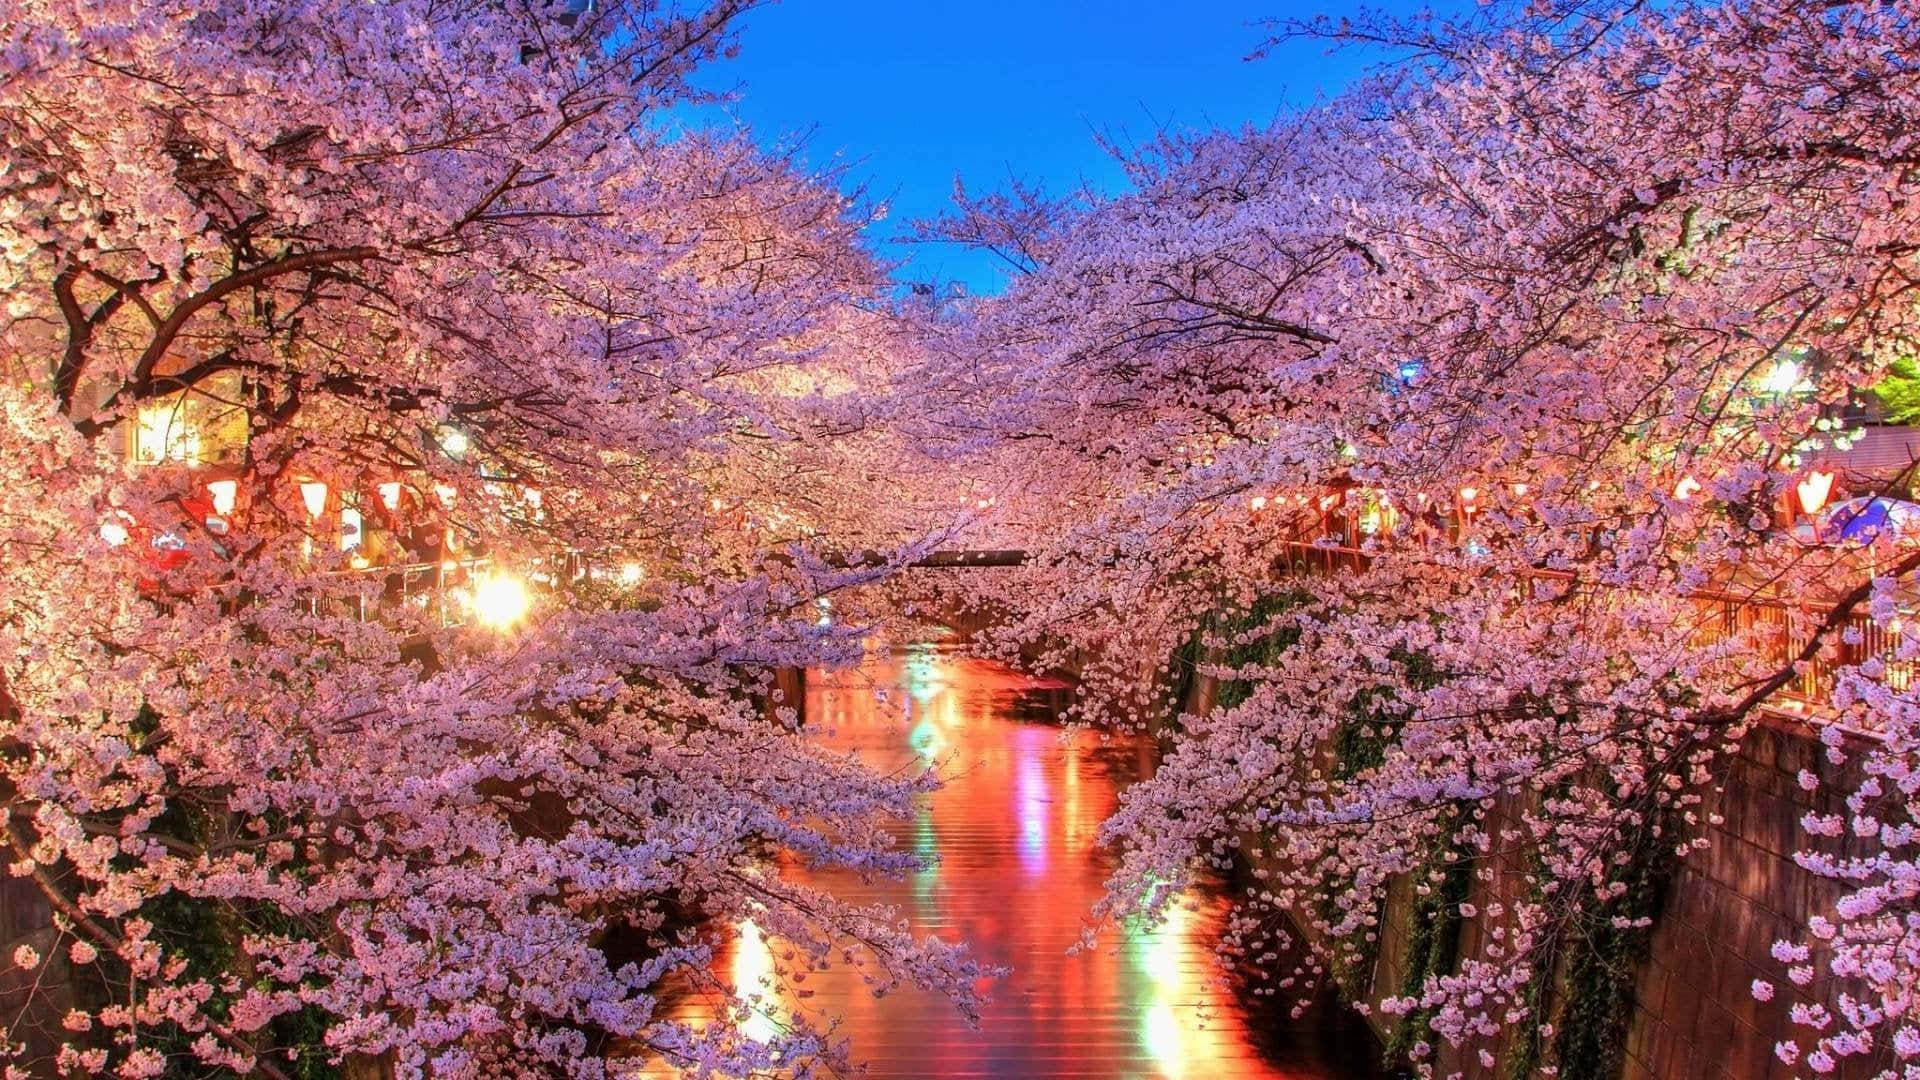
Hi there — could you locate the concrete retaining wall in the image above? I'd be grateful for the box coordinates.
[1183,662,1889,1079]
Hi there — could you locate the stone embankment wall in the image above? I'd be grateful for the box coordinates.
[0,874,76,1072]
[1182,667,1888,1079]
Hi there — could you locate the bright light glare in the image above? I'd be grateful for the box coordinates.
[732,919,780,1044]
[619,562,644,585]
[1761,359,1805,395]
[99,519,130,547]
[473,573,532,630]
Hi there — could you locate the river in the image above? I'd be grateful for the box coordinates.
[640,641,1380,1078]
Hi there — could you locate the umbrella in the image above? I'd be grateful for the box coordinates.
[1816,496,1920,545]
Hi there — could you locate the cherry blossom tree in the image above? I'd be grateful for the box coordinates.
[0,2,980,1076]
[916,0,1920,1075]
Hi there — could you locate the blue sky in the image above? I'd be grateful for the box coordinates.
[684,2,1430,294]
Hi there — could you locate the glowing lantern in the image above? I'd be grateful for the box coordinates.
[299,480,329,519]
[434,483,457,510]
[1674,476,1702,501]
[1459,486,1479,508]
[206,479,238,517]
[437,426,469,459]
[1797,471,1836,515]
[1511,483,1529,498]
[620,562,644,585]
[472,573,532,630]
[1250,496,1268,511]
[340,507,363,551]
[378,482,403,512]
[99,517,130,547]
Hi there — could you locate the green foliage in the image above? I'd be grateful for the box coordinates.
[1320,653,1441,1000]
[1163,625,1203,731]
[1212,590,1308,711]
[1335,649,1439,782]
[1871,357,1920,426]
[1385,816,1473,1067]
[1499,814,1675,1080]
[138,799,341,1080]
[1547,822,1675,1080]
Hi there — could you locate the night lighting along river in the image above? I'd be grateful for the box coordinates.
[642,641,1381,1078]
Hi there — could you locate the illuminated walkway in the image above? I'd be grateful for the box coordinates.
[652,643,1379,1078]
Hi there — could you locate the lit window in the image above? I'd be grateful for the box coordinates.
[133,402,200,465]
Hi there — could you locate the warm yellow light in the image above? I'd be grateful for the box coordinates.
[378,482,403,512]
[731,919,779,1044]
[299,481,328,519]
[472,573,532,630]
[1459,486,1479,505]
[340,507,363,551]
[1249,495,1267,511]
[134,402,200,465]
[434,483,457,509]
[1511,483,1529,497]
[206,479,238,517]
[99,518,130,547]
[619,562,644,585]
[1797,471,1835,515]
[1674,476,1702,501]
[437,426,469,458]
[1761,358,1805,395]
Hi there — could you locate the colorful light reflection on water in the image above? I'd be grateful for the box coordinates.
[635,644,1379,1078]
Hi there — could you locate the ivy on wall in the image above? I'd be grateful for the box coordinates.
[1211,590,1308,712]
[1548,818,1675,1080]
[1501,810,1677,1080]
[1163,626,1203,731]
[141,803,340,1079]
[1183,585,1681,1080]
[1385,813,1474,1069]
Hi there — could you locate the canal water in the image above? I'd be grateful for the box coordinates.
[644,642,1380,1078]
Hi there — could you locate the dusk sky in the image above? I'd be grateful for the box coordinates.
[685,1,1436,294]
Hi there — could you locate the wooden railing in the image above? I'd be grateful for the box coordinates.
[305,557,493,625]
[1273,541,1909,724]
